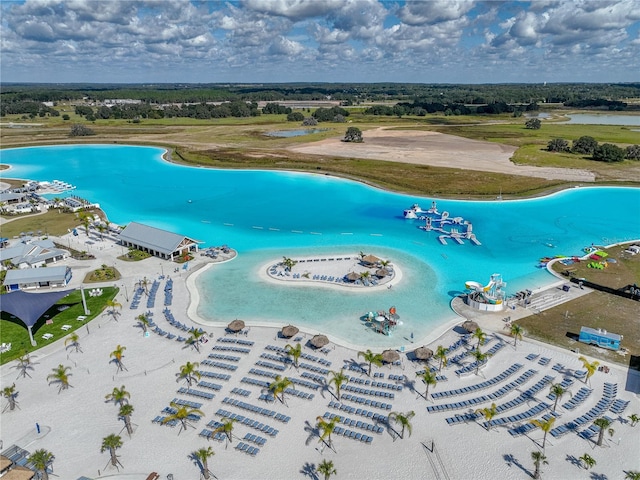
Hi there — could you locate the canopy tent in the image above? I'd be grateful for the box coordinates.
[0,289,74,328]
[0,289,75,346]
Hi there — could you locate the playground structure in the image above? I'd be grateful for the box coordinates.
[464,274,507,312]
[362,306,401,336]
[403,201,481,245]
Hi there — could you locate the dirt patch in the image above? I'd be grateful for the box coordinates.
[289,127,596,182]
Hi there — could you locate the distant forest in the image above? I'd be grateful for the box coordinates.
[2,82,639,119]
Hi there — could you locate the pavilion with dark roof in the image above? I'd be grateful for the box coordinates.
[117,222,202,261]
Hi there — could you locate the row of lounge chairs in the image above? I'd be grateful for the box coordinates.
[289,377,320,391]
[147,280,160,309]
[300,352,331,366]
[508,413,556,437]
[609,398,629,414]
[343,385,395,399]
[563,387,592,410]
[484,402,551,429]
[323,411,385,434]
[217,337,254,346]
[300,372,325,383]
[284,387,314,400]
[177,387,215,400]
[432,364,524,399]
[209,353,241,362]
[551,385,619,438]
[525,353,539,361]
[163,309,193,332]
[332,426,374,444]
[547,377,574,402]
[222,397,280,419]
[215,408,279,436]
[199,428,226,442]
[152,415,178,427]
[152,326,182,341]
[162,406,201,422]
[242,377,270,388]
[300,362,330,375]
[129,287,144,309]
[231,387,251,397]
[201,359,237,371]
[578,415,616,441]
[243,432,268,446]
[340,393,392,410]
[198,370,231,381]
[256,360,286,372]
[172,397,203,409]
[235,441,260,456]
[344,363,368,374]
[260,353,291,364]
[445,334,471,356]
[454,341,506,376]
[494,375,555,414]
[198,381,223,391]
[427,369,538,413]
[212,345,251,354]
[164,278,173,306]
[327,400,389,423]
[249,368,278,380]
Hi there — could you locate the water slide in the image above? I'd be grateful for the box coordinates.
[465,280,494,292]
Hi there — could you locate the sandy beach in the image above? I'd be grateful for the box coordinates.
[1,232,639,479]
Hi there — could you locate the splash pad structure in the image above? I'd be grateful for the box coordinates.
[403,201,481,245]
[464,274,507,312]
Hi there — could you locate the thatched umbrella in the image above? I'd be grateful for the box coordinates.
[413,346,433,360]
[382,349,400,363]
[362,254,381,265]
[227,319,245,332]
[462,320,479,333]
[345,272,360,282]
[375,268,388,278]
[281,325,299,338]
[310,334,329,349]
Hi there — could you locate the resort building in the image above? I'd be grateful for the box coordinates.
[117,221,201,261]
[3,265,72,292]
[0,239,68,270]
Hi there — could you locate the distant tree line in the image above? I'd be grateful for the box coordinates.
[2,82,639,108]
[0,100,59,118]
[546,135,638,162]
[366,101,539,117]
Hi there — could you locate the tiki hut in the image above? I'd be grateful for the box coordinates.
[375,268,388,278]
[382,349,400,364]
[345,272,360,282]
[413,346,433,361]
[310,334,329,349]
[227,319,245,333]
[361,254,381,265]
[462,320,479,333]
[281,325,299,338]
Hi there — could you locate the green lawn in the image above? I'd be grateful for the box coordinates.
[0,286,118,365]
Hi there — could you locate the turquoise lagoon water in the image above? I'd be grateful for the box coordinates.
[2,145,639,347]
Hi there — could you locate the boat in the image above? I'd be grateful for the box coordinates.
[403,203,423,219]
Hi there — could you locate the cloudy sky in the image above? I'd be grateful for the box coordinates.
[1,0,639,84]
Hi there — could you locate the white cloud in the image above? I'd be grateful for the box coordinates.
[397,0,475,26]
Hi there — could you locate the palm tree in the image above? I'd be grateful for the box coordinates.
[359,270,371,281]
[101,434,123,468]
[388,410,415,439]
[47,364,72,393]
[64,332,83,353]
[135,313,151,333]
[531,450,548,479]
[530,417,556,451]
[14,354,36,379]
[357,349,383,376]
[96,223,107,239]
[434,345,448,372]
[105,385,130,406]
[509,323,524,348]
[177,361,201,387]
[79,212,91,236]
[316,415,339,450]
[162,401,204,434]
[268,375,293,404]
[475,403,498,431]
[119,404,135,437]
[212,417,237,445]
[186,329,206,353]
[2,383,19,412]
[469,348,491,375]
[625,471,640,480]
[104,299,122,321]
[281,256,297,272]
[138,276,151,295]
[472,327,487,348]
[549,383,570,412]
[193,446,215,480]
[579,453,596,470]
[628,413,639,426]
[317,459,337,480]
[110,345,127,372]
[27,449,55,480]
[578,356,599,385]
[284,343,302,368]
[416,369,438,400]
[329,369,349,401]
[594,417,614,446]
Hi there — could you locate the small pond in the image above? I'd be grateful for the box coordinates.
[560,114,640,126]
[265,128,329,138]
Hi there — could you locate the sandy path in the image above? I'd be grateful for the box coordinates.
[289,127,596,182]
